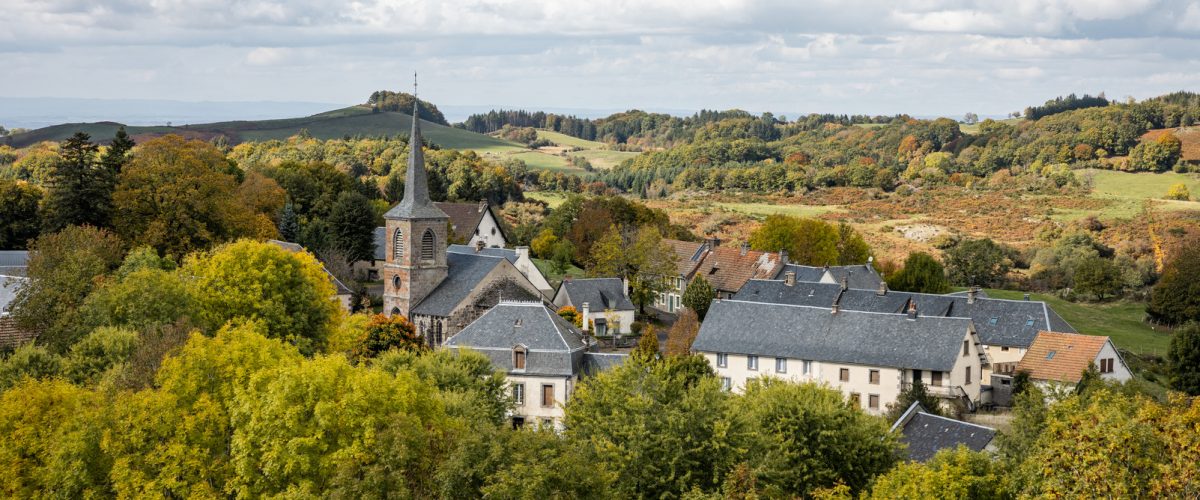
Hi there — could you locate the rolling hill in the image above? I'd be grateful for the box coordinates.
[4,105,526,153]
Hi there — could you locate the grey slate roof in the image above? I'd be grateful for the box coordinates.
[556,278,635,311]
[265,240,353,295]
[892,402,995,462]
[774,263,883,290]
[1,275,28,315]
[448,244,518,264]
[734,280,1075,348]
[693,300,973,372]
[373,226,387,261]
[582,352,628,376]
[385,100,449,220]
[444,301,590,376]
[410,252,506,317]
[0,251,29,267]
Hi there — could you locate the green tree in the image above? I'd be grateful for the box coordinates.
[0,180,42,249]
[328,190,378,262]
[182,239,339,355]
[61,326,139,385]
[631,326,660,361]
[627,226,678,315]
[1167,322,1200,395]
[278,202,300,241]
[376,348,511,425]
[835,222,871,265]
[77,266,198,336]
[995,384,1047,477]
[565,357,738,498]
[887,252,950,293]
[1072,255,1123,300]
[944,238,1012,287]
[352,313,425,359]
[0,343,63,391]
[41,132,111,232]
[682,275,715,320]
[733,379,902,496]
[9,225,125,351]
[867,446,1010,500]
[885,377,943,420]
[588,224,625,277]
[749,215,839,266]
[1147,245,1200,325]
[437,426,614,499]
[100,126,135,174]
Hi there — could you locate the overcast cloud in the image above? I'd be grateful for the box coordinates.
[2,0,1199,119]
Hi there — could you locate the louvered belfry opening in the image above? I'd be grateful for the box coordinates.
[393,228,404,260]
[421,228,436,262]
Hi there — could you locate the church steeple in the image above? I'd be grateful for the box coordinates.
[386,73,447,220]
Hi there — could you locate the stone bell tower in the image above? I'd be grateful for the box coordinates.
[383,74,448,318]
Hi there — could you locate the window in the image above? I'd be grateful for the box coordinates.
[1046,351,1056,360]
[420,229,436,261]
[491,227,497,235]
[721,377,732,391]
[1099,358,1115,373]
[839,368,850,382]
[803,360,812,375]
[747,355,759,371]
[540,418,553,429]
[513,383,525,405]
[716,353,728,368]
[1025,319,1036,328]
[849,393,861,407]
[433,321,443,346]
[988,317,999,326]
[965,366,972,384]
[511,416,524,429]
[963,340,970,356]
[392,228,404,260]
[775,358,787,374]
[868,394,880,410]
[392,275,401,290]
[390,307,401,316]
[541,384,554,408]
[931,371,943,387]
[1001,346,1009,352]
[513,346,526,370]
[869,370,880,385]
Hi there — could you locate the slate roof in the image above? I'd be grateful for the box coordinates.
[582,352,628,376]
[775,263,883,290]
[557,278,635,311]
[733,280,1075,348]
[0,251,29,267]
[444,301,590,376]
[448,244,518,264]
[410,252,507,317]
[373,226,387,261]
[693,300,973,372]
[775,264,827,283]
[385,100,449,220]
[435,202,504,244]
[892,402,995,462]
[265,240,353,295]
[1016,331,1111,383]
[0,317,36,351]
[693,245,784,293]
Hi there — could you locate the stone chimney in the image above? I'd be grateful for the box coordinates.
[831,303,840,315]
[478,200,487,213]
[840,275,848,291]
[739,242,749,256]
[581,302,590,332]
[1023,293,1031,301]
[705,236,721,248]
[784,271,796,287]
[876,280,888,296]
[779,249,788,265]
[907,302,918,320]
[474,240,485,252]
[967,286,979,304]
[515,246,530,261]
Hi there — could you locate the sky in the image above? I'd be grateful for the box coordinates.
[3,0,1200,121]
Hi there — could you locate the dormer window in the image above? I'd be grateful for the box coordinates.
[513,345,527,370]
[988,317,999,326]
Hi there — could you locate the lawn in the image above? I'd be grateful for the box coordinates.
[982,288,1171,357]
[525,191,570,208]
[715,202,842,218]
[535,130,607,149]
[576,149,640,169]
[532,258,586,288]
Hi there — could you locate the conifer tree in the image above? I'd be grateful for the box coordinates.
[42,132,108,231]
[278,203,300,242]
[682,275,715,320]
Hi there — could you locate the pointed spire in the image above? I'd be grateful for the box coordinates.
[386,73,447,220]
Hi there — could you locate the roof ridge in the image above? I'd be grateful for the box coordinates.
[721,299,974,322]
[542,305,572,350]
[916,412,996,431]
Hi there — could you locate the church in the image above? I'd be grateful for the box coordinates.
[383,98,545,346]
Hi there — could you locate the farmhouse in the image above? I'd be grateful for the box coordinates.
[891,402,996,462]
[552,277,636,335]
[382,102,546,346]
[443,300,626,429]
[1014,331,1132,387]
[693,299,986,414]
[655,238,785,313]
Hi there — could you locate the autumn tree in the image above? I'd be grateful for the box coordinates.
[682,275,715,320]
[887,252,950,294]
[0,179,42,249]
[1167,322,1200,395]
[556,305,582,327]
[437,426,613,499]
[749,215,838,266]
[1147,245,1200,325]
[835,222,871,265]
[41,132,111,231]
[352,314,425,359]
[867,447,1008,499]
[627,226,678,314]
[587,224,625,277]
[631,326,660,361]
[665,309,700,356]
[944,238,1013,287]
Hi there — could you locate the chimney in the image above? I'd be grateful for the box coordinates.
[840,275,848,291]
[779,249,788,265]
[515,246,529,261]
[705,236,721,248]
[740,242,749,256]
[867,255,874,270]
[907,302,918,320]
[1023,293,1031,301]
[581,302,590,332]
[967,286,979,304]
[474,240,485,252]
[478,200,487,213]
[876,280,888,296]
[784,271,796,287]
[831,303,840,314]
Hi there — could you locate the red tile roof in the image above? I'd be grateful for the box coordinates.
[664,239,707,278]
[693,245,784,293]
[1015,331,1110,383]
[0,317,36,351]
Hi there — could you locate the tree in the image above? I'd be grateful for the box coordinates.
[100,126,135,174]
[1167,322,1200,395]
[564,357,738,498]
[352,314,425,359]
[0,343,63,391]
[376,348,511,425]
[556,305,582,327]
[76,265,198,336]
[9,225,125,351]
[41,132,110,231]
[887,252,950,293]
[530,229,558,258]
[437,426,614,499]
[835,222,871,265]
[665,309,700,356]
[1072,255,1122,300]
[1166,183,1191,201]
[749,215,838,266]
[944,238,1012,287]
[733,379,902,496]
[962,112,979,125]
[885,378,943,420]
[278,203,300,241]
[682,275,715,320]
[182,239,339,355]
[587,224,625,277]
[113,135,257,257]
[627,226,678,315]
[0,179,42,249]
[61,326,139,385]
[328,191,377,262]
[1147,245,1200,325]
[867,446,1008,500]
[631,326,660,361]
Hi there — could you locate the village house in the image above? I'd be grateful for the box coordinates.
[442,300,626,429]
[551,277,636,335]
[447,243,554,298]
[734,279,1075,380]
[382,101,546,346]
[1008,331,1131,395]
[693,299,987,414]
[891,402,996,462]
[266,240,355,310]
[655,238,785,313]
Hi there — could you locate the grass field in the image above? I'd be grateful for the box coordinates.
[715,202,842,218]
[1079,169,1200,219]
[525,191,570,208]
[576,148,640,169]
[535,130,606,149]
[959,117,1023,134]
[532,258,586,287]
[983,289,1171,357]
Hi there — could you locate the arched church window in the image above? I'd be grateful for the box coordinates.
[421,229,436,262]
[392,228,403,260]
[392,275,401,290]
